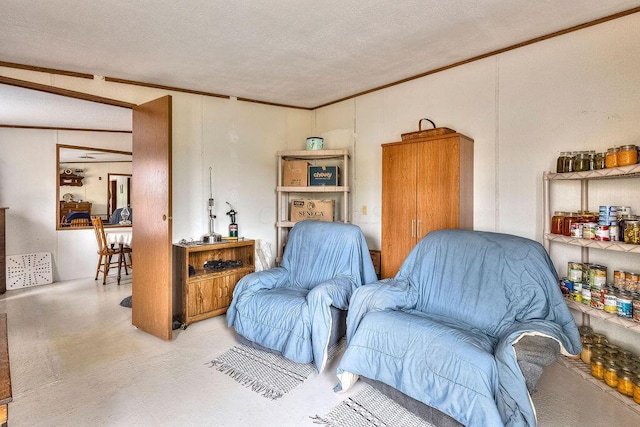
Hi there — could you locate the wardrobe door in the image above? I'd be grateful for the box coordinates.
[381,142,417,278]
[416,136,462,239]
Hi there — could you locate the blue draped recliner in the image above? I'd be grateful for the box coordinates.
[336,229,582,427]
[227,220,377,372]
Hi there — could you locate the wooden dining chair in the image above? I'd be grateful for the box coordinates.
[91,217,132,285]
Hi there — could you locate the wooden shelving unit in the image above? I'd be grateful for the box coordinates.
[173,240,255,325]
[275,149,350,264]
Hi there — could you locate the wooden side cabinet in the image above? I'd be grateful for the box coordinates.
[173,240,255,325]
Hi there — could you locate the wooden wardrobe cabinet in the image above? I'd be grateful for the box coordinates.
[381,132,473,278]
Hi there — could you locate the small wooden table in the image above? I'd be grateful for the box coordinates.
[0,313,12,426]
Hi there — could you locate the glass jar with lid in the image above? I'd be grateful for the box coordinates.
[605,147,618,168]
[565,152,576,172]
[618,369,634,396]
[575,152,591,172]
[604,362,619,388]
[594,152,606,170]
[591,357,605,380]
[563,212,579,236]
[551,212,566,234]
[634,374,640,405]
[592,333,608,345]
[624,219,640,244]
[581,343,593,365]
[556,152,567,173]
[617,144,638,166]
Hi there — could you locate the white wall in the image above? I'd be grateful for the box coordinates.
[312,13,640,353]
[0,70,311,281]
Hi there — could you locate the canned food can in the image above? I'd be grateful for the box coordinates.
[599,205,618,213]
[591,286,604,310]
[561,278,574,292]
[582,285,592,305]
[617,206,632,216]
[604,292,618,313]
[572,282,583,302]
[595,225,610,241]
[570,222,583,238]
[589,265,607,287]
[617,292,633,318]
[582,222,597,240]
[568,262,583,282]
[633,293,640,322]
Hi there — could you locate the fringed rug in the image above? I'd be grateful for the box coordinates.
[209,338,346,400]
[312,384,435,427]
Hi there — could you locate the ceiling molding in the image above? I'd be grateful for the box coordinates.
[0,60,93,79]
[0,76,135,109]
[0,124,131,133]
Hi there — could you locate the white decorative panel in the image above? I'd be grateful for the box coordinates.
[6,252,53,289]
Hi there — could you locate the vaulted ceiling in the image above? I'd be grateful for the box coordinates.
[1,0,639,129]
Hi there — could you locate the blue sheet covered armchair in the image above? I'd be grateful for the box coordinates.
[336,229,582,427]
[227,220,377,372]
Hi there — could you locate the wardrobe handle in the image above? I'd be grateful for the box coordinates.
[411,219,416,238]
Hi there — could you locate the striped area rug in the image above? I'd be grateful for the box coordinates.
[209,338,346,400]
[312,384,435,427]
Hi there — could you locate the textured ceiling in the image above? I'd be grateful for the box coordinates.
[1,0,639,113]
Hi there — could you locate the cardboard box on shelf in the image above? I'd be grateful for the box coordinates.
[309,166,340,186]
[282,160,309,186]
[290,199,335,223]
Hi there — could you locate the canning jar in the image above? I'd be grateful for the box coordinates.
[624,220,640,244]
[617,144,638,166]
[551,212,565,234]
[579,211,598,223]
[604,363,619,388]
[614,270,626,287]
[563,212,579,236]
[581,343,593,364]
[594,152,606,169]
[591,357,605,380]
[575,152,591,172]
[565,152,576,172]
[634,375,640,405]
[605,147,619,168]
[618,370,635,396]
[556,152,567,173]
[592,333,608,345]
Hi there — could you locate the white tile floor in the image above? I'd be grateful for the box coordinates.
[0,276,639,426]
